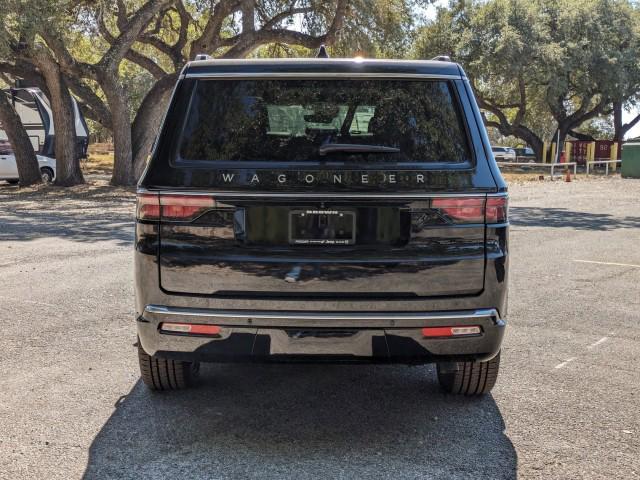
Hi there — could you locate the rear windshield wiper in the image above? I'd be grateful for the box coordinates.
[318,143,401,156]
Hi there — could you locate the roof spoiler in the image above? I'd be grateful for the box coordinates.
[432,55,452,62]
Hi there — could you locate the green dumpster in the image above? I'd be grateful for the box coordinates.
[621,142,640,178]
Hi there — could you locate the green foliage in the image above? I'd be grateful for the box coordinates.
[414,0,640,146]
[332,0,423,58]
[3,0,639,173]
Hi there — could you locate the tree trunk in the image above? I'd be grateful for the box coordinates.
[486,116,545,162]
[568,129,595,142]
[131,74,177,180]
[102,74,134,186]
[513,127,544,162]
[554,126,570,163]
[32,52,84,186]
[613,101,623,142]
[0,91,42,186]
[612,100,640,142]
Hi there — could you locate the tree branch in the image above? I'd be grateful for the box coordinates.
[97,14,168,79]
[98,0,177,73]
[190,0,242,58]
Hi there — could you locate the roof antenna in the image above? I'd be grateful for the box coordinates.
[317,45,329,58]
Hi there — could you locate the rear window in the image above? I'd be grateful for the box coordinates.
[177,79,471,165]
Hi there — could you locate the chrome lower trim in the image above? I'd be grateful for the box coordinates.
[143,305,501,328]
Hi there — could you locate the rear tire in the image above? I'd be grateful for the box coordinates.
[40,167,54,183]
[6,179,19,185]
[436,352,500,396]
[137,342,199,391]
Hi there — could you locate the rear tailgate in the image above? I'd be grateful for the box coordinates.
[138,71,505,299]
[143,192,504,298]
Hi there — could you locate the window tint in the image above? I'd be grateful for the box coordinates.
[178,79,471,164]
[0,140,13,155]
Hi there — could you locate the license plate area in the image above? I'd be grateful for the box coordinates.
[289,209,356,245]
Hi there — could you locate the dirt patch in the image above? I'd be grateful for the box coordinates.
[82,153,114,175]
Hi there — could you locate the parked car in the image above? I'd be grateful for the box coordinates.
[514,147,536,162]
[134,56,509,396]
[0,144,56,183]
[491,146,516,162]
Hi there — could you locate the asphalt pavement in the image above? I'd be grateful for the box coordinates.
[0,177,638,479]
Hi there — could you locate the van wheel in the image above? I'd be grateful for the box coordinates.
[40,167,54,183]
[436,352,500,396]
[137,342,199,391]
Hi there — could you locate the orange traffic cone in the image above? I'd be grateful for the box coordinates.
[564,168,571,182]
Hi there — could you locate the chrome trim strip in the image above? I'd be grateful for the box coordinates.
[183,73,462,80]
[137,188,507,199]
[143,305,500,328]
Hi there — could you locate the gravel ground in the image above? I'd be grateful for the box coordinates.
[0,176,639,480]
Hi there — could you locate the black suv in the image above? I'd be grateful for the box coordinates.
[135,57,508,395]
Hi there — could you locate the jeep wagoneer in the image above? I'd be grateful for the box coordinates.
[134,55,508,395]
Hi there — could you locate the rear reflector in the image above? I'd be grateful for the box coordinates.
[136,193,216,221]
[422,325,482,338]
[160,322,222,336]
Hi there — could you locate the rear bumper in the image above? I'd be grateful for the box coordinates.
[137,306,505,364]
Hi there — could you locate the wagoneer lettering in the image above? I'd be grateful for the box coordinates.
[135,57,509,395]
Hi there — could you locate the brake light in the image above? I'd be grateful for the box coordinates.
[431,196,508,224]
[486,196,508,224]
[136,193,160,220]
[160,195,216,221]
[431,197,484,223]
[422,325,482,337]
[136,193,216,221]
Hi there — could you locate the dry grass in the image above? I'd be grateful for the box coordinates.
[87,142,114,155]
[2,153,131,200]
[82,153,114,175]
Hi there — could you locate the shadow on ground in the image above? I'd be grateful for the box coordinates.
[510,206,640,231]
[0,185,134,245]
[82,364,517,480]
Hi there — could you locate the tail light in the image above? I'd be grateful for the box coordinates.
[431,197,484,223]
[136,193,160,220]
[160,195,216,221]
[136,193,216,221]
[430,196,508,224]
[485,196,508,224]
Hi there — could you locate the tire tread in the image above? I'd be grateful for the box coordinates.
[437,352,501,396]
[137,343,197,391]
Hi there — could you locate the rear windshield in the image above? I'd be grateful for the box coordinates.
[177,79,471,165]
